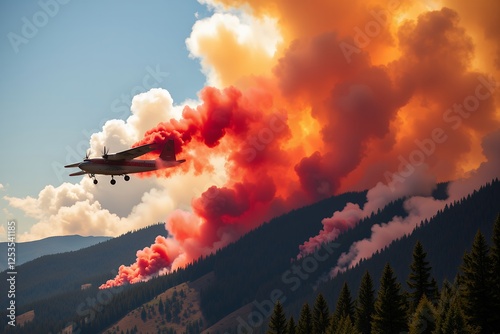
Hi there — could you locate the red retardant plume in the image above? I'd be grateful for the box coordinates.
[101,2,500,288]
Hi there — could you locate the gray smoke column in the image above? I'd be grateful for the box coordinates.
[331,130,500,277]
[298,168,436,258]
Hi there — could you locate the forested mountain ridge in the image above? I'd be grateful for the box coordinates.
[1,190,368,333]
[315,178,500,310]
[201,180,499,333]
[1,180,498,333]
[264,209,500,334]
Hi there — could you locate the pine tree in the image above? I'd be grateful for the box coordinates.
[287,315,297,334]
[371,263,408,334]
[312,294,330,334]
[327,316,336,334]
[333,282,355,323]
[441,299,478,334]
[408,295,436,334]
[297,303,312,334]
[140,307,147,322]
[492,215,500,281]
[460,230,497,333]
[158,298,164,315]
[354,271,375,334]
[407,241,437,307]
[434,280,453,334]
[429,277,439,302]
[268,301,287,334]
[331,315,356,334]
[490,214,500,329]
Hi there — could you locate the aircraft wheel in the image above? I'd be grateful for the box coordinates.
[110,179,116,185]
[124,175,130,181]
[93,179,98,185]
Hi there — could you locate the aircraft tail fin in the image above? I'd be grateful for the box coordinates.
[159,139,176,161]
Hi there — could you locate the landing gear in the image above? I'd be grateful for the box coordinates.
[124,175,130,181]
[110,177,116,185]
[89,174,98,185]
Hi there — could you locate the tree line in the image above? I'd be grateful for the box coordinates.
[267,215,500,334]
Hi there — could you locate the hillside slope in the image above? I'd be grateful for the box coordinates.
[202,180,499,333]
[0,223,166,309]
[312,179,500,314]
[104,273,213,334]
[2,180,498,334]
[0,191,368,333]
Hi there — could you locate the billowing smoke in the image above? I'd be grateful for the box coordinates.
[3,89,202,242]
[101,86,296,287]
[98,0,500,288]
[109,236,181,286]
[298,168,436,258]
[331,130,500,276]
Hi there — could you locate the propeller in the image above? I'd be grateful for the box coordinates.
[65,149,91,167]
[102,146,109,159]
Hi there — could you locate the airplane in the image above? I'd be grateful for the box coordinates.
[64,139,186,185]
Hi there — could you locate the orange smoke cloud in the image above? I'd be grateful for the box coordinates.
[101,0,500,288]
[102,236,180,287]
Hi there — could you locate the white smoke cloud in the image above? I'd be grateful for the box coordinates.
[89,89,182,154]
[298,166,436,257]
[128,88,178,141]
[333,195,447,276]
[186,11,282,87]
[3,88,226,242]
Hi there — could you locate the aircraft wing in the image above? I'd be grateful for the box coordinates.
[69,171,89,176]
[105,143,158,161]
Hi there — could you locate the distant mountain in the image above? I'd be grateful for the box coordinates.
[0,235,111,272]
[0,223,167,310]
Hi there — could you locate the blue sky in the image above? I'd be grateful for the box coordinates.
[0,1,210,227]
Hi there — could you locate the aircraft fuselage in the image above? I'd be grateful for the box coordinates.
[79,158,185,175]
[65,140,186,184]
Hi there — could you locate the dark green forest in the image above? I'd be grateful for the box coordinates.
[265,214,500,334]
[1,179,499,334]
